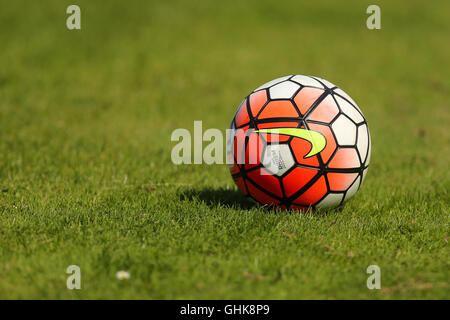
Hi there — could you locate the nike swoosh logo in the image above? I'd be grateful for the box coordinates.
[255,128,326,158]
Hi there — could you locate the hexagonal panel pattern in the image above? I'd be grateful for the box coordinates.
[328,148,360,168]
[357,124,369,163]
[292,175,327,205]
[307,95,339,123]
[248,90,268,118]
[282,167,319,197]
[258,100,299,119]
[331,115,357,146]
[230,75,371,211]
[262,144,295,176]
[335,95,364,124]
[234,98,249,127]
[269,81,300,99]
[293,87,324,115]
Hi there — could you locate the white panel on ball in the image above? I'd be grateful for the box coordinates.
[269,81,300,99]
[316,193,344,209]
[331,115,357,146]
[344,177,361,201]
[262,144,295,176]
[357,124,369,162]
[336,95,364,124]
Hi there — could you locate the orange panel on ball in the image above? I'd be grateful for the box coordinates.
[258,101,299,119]
[292,175,327,205]
[246,180,281,206]
[307,95,339,123]
[328,148,360,168]
[327,172,359,191]
[248,168,283,198]
[293,87,324,115]
[233,127,249,165]
[282,167,319,197]
[234,99,249,127]
[249,90,268,117]
[244,132,264,170]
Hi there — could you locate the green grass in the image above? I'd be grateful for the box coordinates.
[0,0,449,299]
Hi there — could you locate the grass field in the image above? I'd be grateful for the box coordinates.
[0,0,449,299]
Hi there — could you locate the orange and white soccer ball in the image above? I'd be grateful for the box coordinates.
[228,75,371,211]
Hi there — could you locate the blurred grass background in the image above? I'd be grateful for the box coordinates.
[0,0,448,299]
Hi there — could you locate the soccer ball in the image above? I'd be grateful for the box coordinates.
[228,75,371,211]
